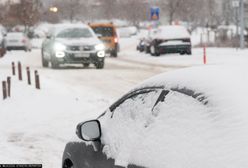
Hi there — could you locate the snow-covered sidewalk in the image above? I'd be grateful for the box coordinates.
[119,36,248,67]
[0,51,111,167]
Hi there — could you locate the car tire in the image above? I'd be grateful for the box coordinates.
[51,56,59,69]
[41,50,49,67]
[111,49,118,57]
[51,61,59,69]
[42,56,49,67]
[95,61,104,69]
[145,46,150,54]
[63,159,74,168]
[180,51,186,55]
[150,45,160,57]
[83,63,90,68]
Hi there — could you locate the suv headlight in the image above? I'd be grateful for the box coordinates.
[95,43,105,51]
[54,43,66,51]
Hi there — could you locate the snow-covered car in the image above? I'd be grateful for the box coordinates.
[41,24,105,69]
[149,25,192,56]
[62,65,248,168]
[5,32,32,51]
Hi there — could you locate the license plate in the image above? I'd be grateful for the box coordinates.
[74,53,89,57]
[9,40,18,43]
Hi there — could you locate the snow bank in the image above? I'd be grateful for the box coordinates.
[0,50,111,167]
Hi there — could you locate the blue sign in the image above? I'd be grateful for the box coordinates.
[150,7,160,21]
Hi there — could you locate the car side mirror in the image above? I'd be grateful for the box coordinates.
[46,34,52,39]
[76,120,101,141]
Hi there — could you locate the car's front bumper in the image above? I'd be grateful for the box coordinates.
[158,44,191,54]
[54,50,105,64]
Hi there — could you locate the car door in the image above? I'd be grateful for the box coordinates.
[63,88,167,168]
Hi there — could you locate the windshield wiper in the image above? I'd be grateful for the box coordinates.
[151,90,169,114]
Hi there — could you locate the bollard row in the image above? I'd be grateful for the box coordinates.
[2,62,41,101]
[2,76,11,100]
[11,61,41,89]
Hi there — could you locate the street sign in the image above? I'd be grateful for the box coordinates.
[150,7,160,21]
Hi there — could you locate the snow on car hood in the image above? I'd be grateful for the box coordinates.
[153,25,191,40]
[55,37,101,46]
[99,65,248,168]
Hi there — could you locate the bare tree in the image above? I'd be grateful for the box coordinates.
[160,0,184,24]
[4,0,41,30]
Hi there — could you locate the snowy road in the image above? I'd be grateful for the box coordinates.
[1,39,248,167]
[0,49,177,167]
[15,49,176,98]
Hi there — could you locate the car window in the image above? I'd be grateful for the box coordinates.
[129,90,210,168]
[112,90,159,120]
[100,90,161,162]
[56,28,93,38]
[92,27,114,37]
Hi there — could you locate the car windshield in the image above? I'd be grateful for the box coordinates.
[6,33,24,38]
[56,28,93,38]
[92,27,113,37]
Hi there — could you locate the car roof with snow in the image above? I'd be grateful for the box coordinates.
[153,25,191,40]
[131,65,248,108]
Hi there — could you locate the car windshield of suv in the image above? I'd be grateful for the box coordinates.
[56,28,93,38]
[92,27,113,37]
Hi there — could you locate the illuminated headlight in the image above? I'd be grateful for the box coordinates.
[95,43,105,51]
[55,51,65,58]
[54,43,66,51]
[97,51,105,57]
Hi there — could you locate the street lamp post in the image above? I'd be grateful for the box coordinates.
[232,0,239,37]
[240,0,245,49]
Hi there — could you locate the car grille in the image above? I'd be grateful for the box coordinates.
[67,45,94,51]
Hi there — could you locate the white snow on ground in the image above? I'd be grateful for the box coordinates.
[119,34,248,67]
[0,49,164,167]
[1,31,248,167]
[0,51,112,167]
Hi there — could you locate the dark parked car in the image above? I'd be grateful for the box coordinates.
[62,66,247,168]
[149,26,192,56]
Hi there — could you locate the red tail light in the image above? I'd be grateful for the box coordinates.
[114,37,118,43]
